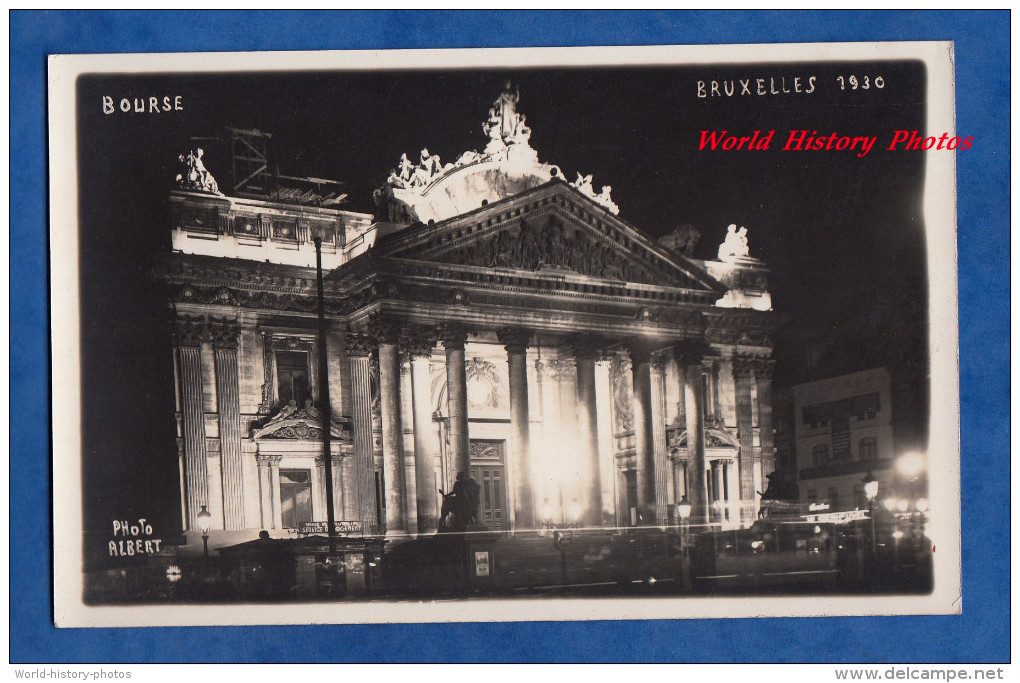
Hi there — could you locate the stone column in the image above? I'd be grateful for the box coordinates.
[630,343,656,525]
[756,360,777,484]
[378,335,407,535]
[332,454,345,522]
[734,357,756,521]
[679,347,709,523]
[408,333,439,533]
[443,326,471,478]
[500,328,535,529]
[315,455,328,521]
[213,321,245,531]
[573,340,603,526]
[269,455,283,529]
[346,334,377,527]
[650,354,670,525]
[175,320,209,531]
[256,453,274,529]
[710,460,724,520]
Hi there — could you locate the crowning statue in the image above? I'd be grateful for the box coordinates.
[488,80,521,145]
[380,82,619,217]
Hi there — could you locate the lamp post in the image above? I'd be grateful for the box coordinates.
[197,504,212,564]
[312,232,338,561]
[676,495,692,592]
[862,471,879,582]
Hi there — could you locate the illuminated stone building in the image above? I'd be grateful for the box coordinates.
[158,87,780,550]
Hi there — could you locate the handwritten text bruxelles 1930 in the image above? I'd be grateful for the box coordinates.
[698,129,973,158]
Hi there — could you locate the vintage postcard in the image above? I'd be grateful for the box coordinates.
[49,41,960,627]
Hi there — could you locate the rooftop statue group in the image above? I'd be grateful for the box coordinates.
[718,223,751,261]
[175,148,222,195]
[381,83,622,216]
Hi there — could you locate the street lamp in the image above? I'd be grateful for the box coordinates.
[862,472,879,570]
[197,504,212,561]
[676,496,692,592]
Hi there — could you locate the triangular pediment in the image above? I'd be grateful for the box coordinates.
[375,182,724,293]
[252,402,352,441]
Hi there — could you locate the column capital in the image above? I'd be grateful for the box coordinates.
[257,454,282,467]
[548,357,576,380]
[402,327,438,359]
[439,323,470,350]
[173,316,209,347]
[733,355,758,379]
[345,332,376,357]
[627,341,655,365]
[650,350,671,372]
[755,358,776,381]
[497,327,532,354]
[210,319,241,349]
[566,334,605,361]
[368,315,405,344]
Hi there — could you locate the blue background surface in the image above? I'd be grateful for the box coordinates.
[10,10,1009,663]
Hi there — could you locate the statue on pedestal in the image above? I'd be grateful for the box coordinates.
[175,148,221,194]
[718,224,750,261]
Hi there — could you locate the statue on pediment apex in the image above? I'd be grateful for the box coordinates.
[487,81,521,145]
[175,147,222,195]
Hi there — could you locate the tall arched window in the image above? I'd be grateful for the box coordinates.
[859,437,878,462]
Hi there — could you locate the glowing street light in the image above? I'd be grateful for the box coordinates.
[676,496,692,592]
[197,504,212,561]
[862,472,879,560]
[896,452,926,480]
[862,472,879,502]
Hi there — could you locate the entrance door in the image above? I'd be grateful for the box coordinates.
[469,440,507,530]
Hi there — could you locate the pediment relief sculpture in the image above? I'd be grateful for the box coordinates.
[667,425,740,451]
[428,216,675,286]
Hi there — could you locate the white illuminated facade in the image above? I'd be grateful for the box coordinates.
[158,86,780,550]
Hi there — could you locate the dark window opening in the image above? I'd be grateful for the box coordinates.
[277,350,310,408]
[859,437,878,462]
[279,469,312,528]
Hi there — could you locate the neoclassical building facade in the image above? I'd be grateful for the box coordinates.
[157,87,779,548]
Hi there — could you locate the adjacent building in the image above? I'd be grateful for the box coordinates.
[789,367,897,511]
[157,86,780,551]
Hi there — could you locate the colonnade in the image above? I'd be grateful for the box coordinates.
[174,314,775,537]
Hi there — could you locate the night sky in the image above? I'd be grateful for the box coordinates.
[76,61,929,550]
